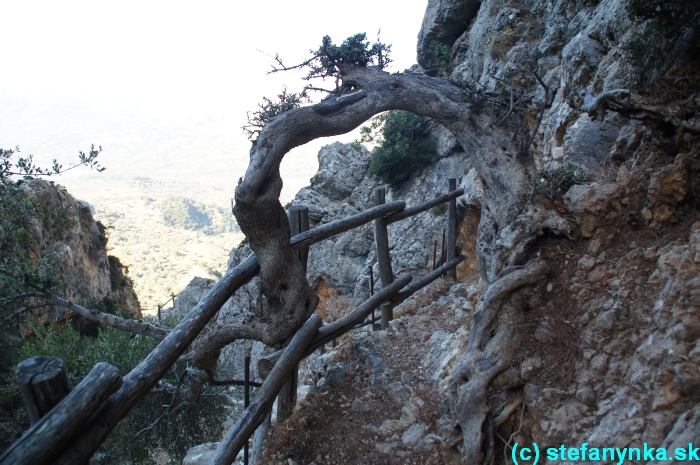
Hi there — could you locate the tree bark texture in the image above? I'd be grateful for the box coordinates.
[15,356,70,425]
[449,259,548,465]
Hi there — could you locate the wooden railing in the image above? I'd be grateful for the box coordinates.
[1,179,463,465]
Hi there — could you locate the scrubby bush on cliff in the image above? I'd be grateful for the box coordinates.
[357,110,437,189]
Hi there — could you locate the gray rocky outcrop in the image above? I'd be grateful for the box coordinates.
[417,0,482,71]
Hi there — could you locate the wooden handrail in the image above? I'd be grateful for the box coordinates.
[209,315,323,465]
[258,274,412,379]
[24,189,462,464]
[391,256,463,305]
[0,363,121,465]
[384,188,463,225]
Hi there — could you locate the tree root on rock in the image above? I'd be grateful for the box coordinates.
[449,259,548,465]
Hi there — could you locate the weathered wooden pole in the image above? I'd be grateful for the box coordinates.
[446,178,457,279]
[210,315,323,465]
[16,357,70,425]
[373,187,394,329]
[277,205,310,422]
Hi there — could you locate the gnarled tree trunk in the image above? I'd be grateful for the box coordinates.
[223,64,564,464]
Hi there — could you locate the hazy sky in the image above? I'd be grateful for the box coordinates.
[1,0,428,200]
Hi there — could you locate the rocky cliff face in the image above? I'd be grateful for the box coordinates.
[179,0,699,462]
[18,179,140,321]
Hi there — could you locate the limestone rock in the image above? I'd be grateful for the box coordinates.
[417,0,481,70]
[310,142,371,201]
[648,154,688,205]
[563,182,621,238]
[182,442,220,465]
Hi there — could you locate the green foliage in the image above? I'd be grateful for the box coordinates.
[429,40,452,77]
[2,320,228,464]
[237,235,249,249]
[242,87,310,140]
[534,163,593,199]
[359,111,437,189]
[247,33,392,138]
[302,33,392,81]
[1,145,104,181]
[158,196,233,235]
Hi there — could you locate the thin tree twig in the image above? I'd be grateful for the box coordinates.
[2,301,53,324]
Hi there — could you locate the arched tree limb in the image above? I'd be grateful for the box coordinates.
[233,65,537,352]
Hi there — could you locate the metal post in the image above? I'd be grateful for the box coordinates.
[433,239,437,271]
[244,354,250,465]
[157,305,161,324]
[369,270,377,331]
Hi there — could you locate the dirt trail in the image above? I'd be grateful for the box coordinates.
[257,279,477,465]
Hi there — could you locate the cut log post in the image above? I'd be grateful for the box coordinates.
[1,362,121,465]
[209,314,323,465]
[276,206,310,423]
[373,187,394,329]
[447,178,457,279]
[16,356,70,425]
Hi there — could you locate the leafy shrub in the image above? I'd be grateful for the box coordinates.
[359,111,437,189]
[488,27,519,60]
[302,33,392,80]
[429,40,452,77]
[2,319,228,464]
[242,87,309,140]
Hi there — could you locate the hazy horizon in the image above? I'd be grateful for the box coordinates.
[2,0,427,202]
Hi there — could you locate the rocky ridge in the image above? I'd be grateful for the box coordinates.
[16,179,140,321]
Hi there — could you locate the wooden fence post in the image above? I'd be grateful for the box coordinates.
[16,357,70,425]
[277,205,310,422]
[447,178,457,279]
[374,188,394,329]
